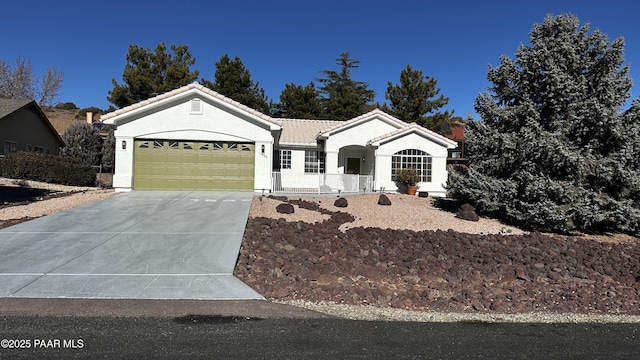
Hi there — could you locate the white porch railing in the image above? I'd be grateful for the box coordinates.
[272,172,374,194]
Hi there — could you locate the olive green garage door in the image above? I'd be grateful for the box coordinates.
[133,139,255,190]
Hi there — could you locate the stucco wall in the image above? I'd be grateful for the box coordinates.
[324,117,399,173]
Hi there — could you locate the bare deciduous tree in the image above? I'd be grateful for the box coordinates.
[38,66,64,108]
[0,57,63,108]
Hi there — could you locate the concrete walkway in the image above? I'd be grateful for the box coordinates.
[0,191,263,300]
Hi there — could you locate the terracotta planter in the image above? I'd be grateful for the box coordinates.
[407,185,418,195]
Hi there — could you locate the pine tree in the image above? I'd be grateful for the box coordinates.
[448,14,640,234]
[317,52,375,120]
[385,65,453,134]
[108,43,199,108]
[274,82,324,119]
[200,55,271,115]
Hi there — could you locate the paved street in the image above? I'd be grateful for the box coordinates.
[0,315,638,359]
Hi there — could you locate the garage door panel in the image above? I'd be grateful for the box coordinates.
[166,153,182,163]
[181,166,197,177]
[134,140,254,191]
[166,165,181,176]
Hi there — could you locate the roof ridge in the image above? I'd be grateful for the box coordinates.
[101,83,280,126]
[368,122,457,147]
[316,109,407,136]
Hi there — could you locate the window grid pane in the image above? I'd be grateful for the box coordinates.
[280,150,292,169]
[304,150,325,173]
[391,149,432,182]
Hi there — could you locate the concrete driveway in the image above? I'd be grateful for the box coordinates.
[0,191,264,300]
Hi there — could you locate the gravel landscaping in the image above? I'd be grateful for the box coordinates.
[0,178,116,228]
[237,194,640,322]
[2,181,640,323]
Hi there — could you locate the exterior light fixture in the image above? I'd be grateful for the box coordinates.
[261,144,265,154]
[122,140,126,150]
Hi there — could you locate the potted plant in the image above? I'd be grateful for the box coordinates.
[395,167,420,195]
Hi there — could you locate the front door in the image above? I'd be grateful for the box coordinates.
[346,157,361,175]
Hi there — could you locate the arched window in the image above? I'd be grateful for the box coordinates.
[391,149,432,182]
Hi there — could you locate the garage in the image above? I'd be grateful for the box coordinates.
[133,139,255,191]
[102,84,281,192]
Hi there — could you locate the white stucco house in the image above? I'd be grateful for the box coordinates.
[102,83,456,196]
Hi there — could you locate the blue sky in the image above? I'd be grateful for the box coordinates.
[3,1,639,118]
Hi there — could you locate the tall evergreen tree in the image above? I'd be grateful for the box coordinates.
[317,52,375,120]
[274,82,324,119]
[384,65,453,134]
[108,43,199,108]
[448,14,640,234]
[200,55,271,115]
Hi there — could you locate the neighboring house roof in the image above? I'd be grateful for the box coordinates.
[101,83,281,129]
[0,98,32,118]
[0,98,65,146]
[368,123,458,149]
[279,119,338,146]
[445,127,464,140]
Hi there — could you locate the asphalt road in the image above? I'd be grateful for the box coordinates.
[1,315,639,359]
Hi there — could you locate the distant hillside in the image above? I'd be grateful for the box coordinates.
[45,108,102,135]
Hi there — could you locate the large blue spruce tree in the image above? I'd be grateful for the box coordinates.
[448,14,640,234]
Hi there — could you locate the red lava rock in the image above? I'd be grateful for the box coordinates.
[470,299,486,311]
[334,197,348,208]
[271,286,289,299]
[456,203,479,222]
[236,206,640,315]
[276,203,294,214]
[377,194,392,206]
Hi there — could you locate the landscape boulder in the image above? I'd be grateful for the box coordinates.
[276,203,295,214]
[456,203,479,222]
[334,197,348,208]
[378,194,392,206]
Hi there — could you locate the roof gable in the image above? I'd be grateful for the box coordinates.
[0,99,64,146]
[101,83,281,130]
[316,109,407,139]
[368,123,458,149]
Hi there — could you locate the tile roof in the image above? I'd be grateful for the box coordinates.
[0,98,32,119]
[445,127,464,140]
[279,119,339,145]
[101,83,281,127]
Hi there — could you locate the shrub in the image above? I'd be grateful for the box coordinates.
[61,122,103,166]
[395,167,420,186]
[54,102,78,110]
[1,152,96,186]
